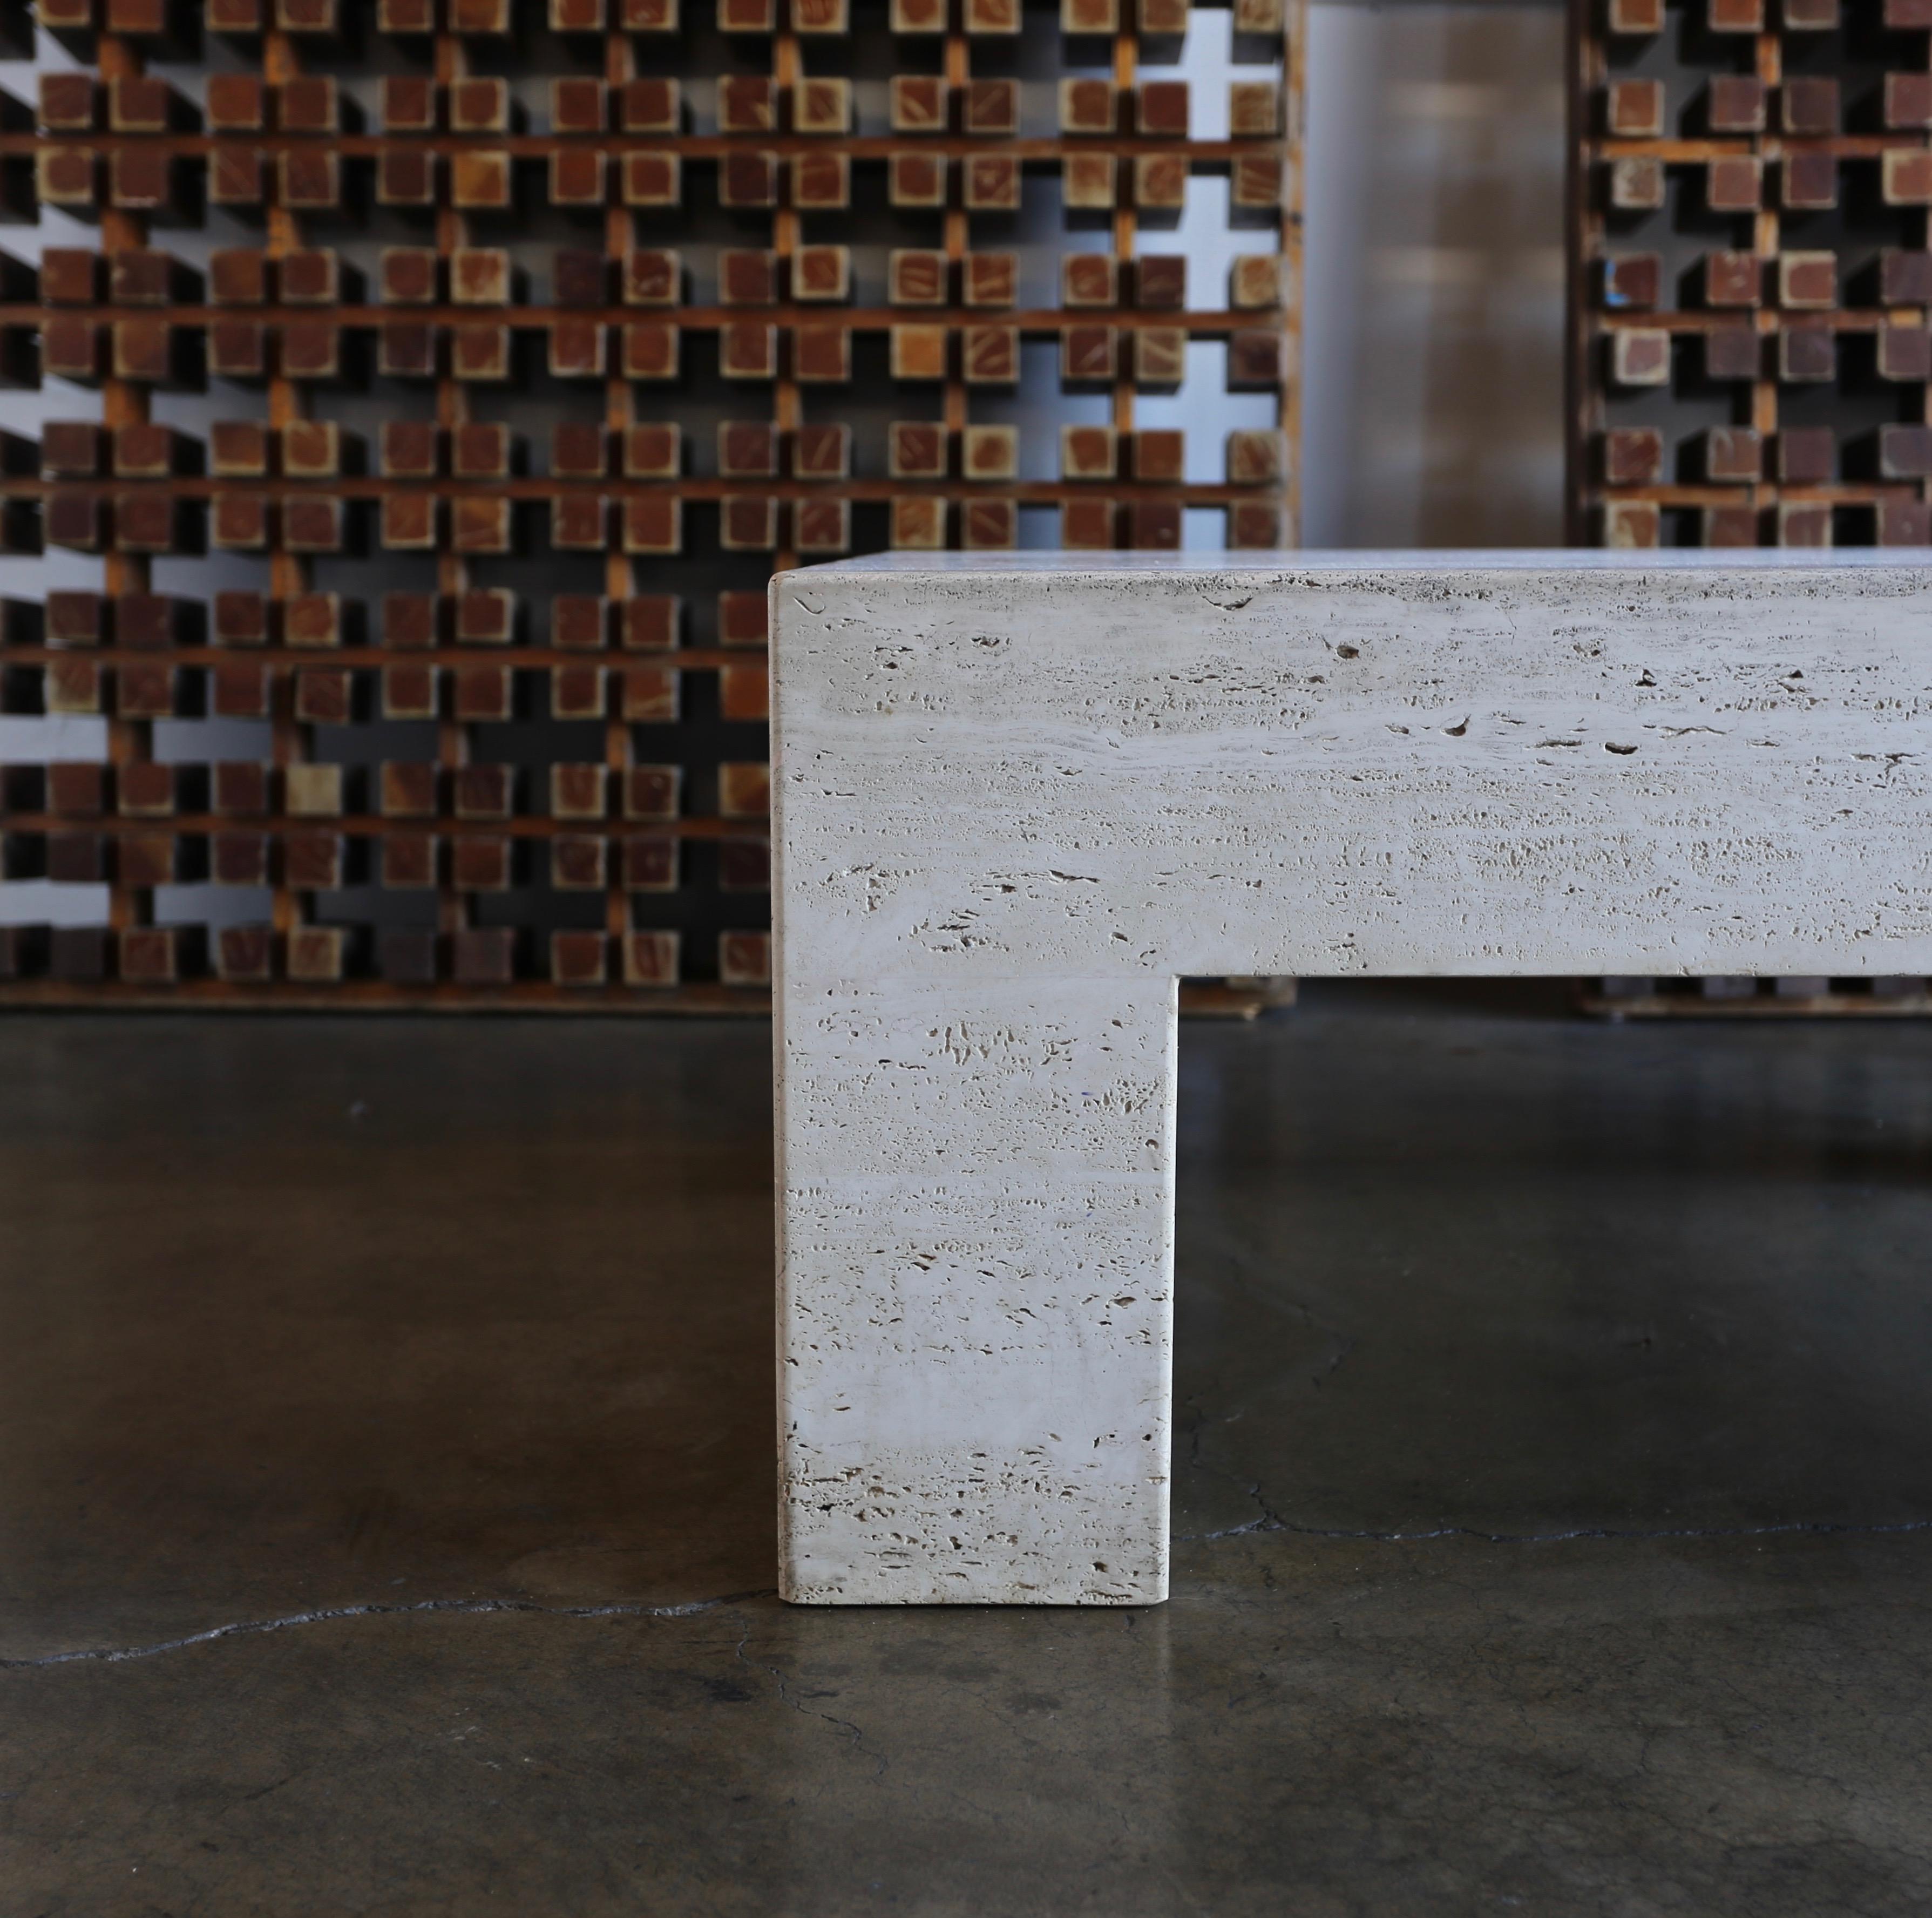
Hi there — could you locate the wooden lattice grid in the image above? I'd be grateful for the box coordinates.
[1569,0,1932,551]
[0,0,1303,1008]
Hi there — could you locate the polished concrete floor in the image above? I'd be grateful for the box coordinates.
[3,987,1931,1914]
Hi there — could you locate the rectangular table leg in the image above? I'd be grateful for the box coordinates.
[777,974,1178,1604]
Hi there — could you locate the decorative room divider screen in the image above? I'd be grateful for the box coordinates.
[0,0,1299,1007]
[1570,0,1932,554]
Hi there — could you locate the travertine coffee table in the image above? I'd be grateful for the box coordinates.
[771,552,1932,1605]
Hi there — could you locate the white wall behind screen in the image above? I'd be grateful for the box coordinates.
[1301,0,1566,548]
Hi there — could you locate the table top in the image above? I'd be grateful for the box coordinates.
[788,548,1932,578]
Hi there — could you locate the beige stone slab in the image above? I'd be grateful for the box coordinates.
[772,552,1932,1603]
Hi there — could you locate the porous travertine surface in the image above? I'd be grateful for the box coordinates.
[774,553,1932,1603]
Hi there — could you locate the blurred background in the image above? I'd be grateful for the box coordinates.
[1302,0,1563,546]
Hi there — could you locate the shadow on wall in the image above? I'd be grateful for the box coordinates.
[1302,1,1566,548]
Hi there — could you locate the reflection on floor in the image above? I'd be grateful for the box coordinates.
[3,988,1930,1913]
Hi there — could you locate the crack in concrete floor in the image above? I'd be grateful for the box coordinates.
[0,1590,777,1672]
[17,1515,1932,1674]
[734,1626,890,1777]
